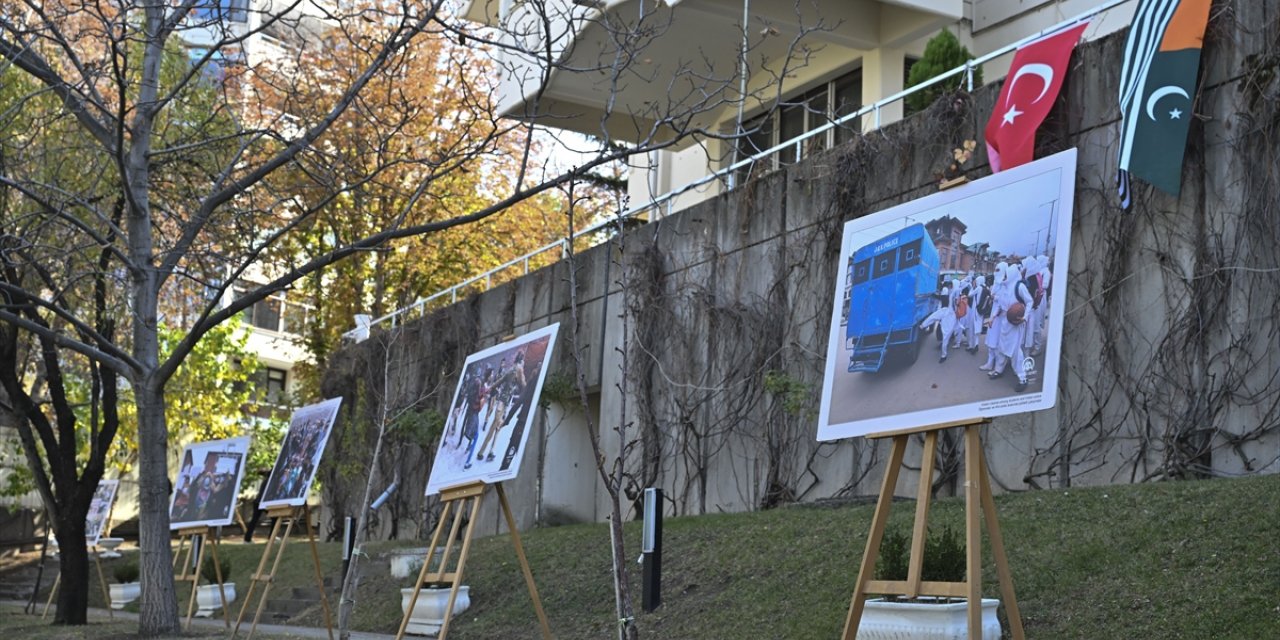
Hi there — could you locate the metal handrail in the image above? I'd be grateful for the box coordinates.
[344,0,1132,340]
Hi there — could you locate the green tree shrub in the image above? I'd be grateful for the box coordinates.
[906,30,984,113]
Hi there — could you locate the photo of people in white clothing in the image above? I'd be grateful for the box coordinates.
[818,150,1076,441]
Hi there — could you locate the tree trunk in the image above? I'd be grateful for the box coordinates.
[135,383,180,635]
[53,513,90,625]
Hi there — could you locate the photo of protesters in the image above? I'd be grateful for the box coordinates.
[260,397,343,508]
[819,151,1076,441]
[168,437,251,529]
[427,324,559,496]
[85,479,119,545]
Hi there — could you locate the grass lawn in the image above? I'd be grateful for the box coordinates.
[0,603,307,639]
[24,473,1280,639]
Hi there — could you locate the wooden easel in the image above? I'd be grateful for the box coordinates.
[231,504,334,640]
[841,418,1025,640]
[40,543,113,620]
[395,481,552,640]
[173,526,230,629]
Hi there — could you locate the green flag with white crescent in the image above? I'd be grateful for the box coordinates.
[1116,0,1211,209]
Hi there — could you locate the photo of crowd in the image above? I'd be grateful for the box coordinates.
[85,479,118,545]
[260,397,342,508]
[426,324,559,496]
[169,437,251,529]
[818,150,1076,440]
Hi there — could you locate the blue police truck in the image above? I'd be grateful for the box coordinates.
[845,223,940,372]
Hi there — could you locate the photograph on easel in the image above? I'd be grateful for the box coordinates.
[86,479,118,545]
[259,397,343,509]
[818,149,1077,440]
[169,436,251,529]
[426,323,560,496]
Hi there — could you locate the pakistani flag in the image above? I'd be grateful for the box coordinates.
[1117,0,1212,209]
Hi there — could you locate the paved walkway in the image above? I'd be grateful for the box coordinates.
[2,600,402,639]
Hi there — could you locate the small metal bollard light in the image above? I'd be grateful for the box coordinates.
[641,487,663,612]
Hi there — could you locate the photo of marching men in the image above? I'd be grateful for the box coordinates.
[260,397,343,508]
[426,324,559,496]
[85,479,119,545]
[819,150,1076,440]
[168,437,252,529]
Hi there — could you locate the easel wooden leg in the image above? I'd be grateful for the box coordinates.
[906,431,939,598]
[436,491,484,640]
[980,447,1025,640]
[185,533,208,630]
[41,574,59,620]
[841,434,908,640]
[395,500,453,640]
[232,514,281,637]
[233,511,297,640]
[496,484,553,640]
[303,505,336,640]
[209,534,230,628]
[964,425,984,640]
[173,533,189,569]
[92,549,114,619]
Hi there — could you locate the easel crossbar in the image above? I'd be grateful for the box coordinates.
[862,580,969,598]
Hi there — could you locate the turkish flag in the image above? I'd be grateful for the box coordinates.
[985,22,1089,172]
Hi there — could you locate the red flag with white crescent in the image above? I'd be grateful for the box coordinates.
[985,22,1089,172]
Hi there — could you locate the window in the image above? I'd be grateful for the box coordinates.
[851,258,871,286]
[252,367,288,405]
[873,250,897,279]
[734,68,863,182]
[193,0,248,24]
[235,287,309,335]
[899,239,922,268]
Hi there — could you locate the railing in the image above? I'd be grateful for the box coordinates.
[344,0,1132,341]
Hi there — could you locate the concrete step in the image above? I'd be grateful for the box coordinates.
[264,598,315,617]
[0,585,36,600]
[290,585,339,600]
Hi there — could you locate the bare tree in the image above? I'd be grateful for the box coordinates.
[0,0,831,634]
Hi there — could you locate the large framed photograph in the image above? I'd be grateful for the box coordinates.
[818,150,1076,440]
[169,437,251,529]
[86,479,119,545]
[426,324,560,496]
[260,397,343,509]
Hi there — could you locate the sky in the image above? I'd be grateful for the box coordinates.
[845,166,1065,261]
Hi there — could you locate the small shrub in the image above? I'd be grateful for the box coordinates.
[200,555,232,583]
[875,529,910,582]
[113,561,140,584]
[875,524,967,584]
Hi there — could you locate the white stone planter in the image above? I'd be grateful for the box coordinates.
[194,582,237,617]
[389,548,429,578]
[389,548,447,579]
[399,586,471,636]
[108,582,141,610]
[97,538,124,559]
[856,597,1001,640]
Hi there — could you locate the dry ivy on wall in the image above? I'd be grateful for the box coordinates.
[318,301,483,539]
[1050,5,1280,486]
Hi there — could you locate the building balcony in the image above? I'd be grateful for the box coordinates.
[460,0,962,146]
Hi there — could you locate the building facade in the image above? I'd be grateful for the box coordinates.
[460,0,1138,218]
